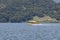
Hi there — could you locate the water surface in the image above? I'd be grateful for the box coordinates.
[0,23,60,40]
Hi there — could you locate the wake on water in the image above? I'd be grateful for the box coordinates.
[30,23,60,26]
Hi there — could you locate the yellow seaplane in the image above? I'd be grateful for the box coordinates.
[27,20,41,26]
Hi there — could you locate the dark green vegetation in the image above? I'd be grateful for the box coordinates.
[0,0,60,22]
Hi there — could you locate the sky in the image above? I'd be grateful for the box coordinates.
[53,0,60,3]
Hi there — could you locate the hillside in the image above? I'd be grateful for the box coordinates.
[0,0,60,22]
[29,16,59,23]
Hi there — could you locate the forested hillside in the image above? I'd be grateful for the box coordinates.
[0,0,60,22]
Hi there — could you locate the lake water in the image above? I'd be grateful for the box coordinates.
[0,23,60,40]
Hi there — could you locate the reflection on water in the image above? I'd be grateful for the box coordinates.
[0,23,60,40]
